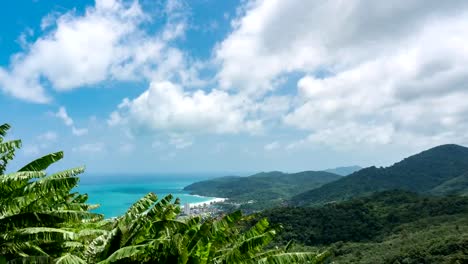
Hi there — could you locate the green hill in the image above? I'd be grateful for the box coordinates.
[430,171,468,196]
[291,144,468,206]
[324,165,362,176]
[263,190,468,245]
[183,171,341,210]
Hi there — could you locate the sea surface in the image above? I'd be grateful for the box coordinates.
[75,174,219,218]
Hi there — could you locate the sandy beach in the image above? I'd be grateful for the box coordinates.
[189,197,226,208]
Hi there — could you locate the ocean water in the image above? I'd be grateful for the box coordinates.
[75,174,217,218]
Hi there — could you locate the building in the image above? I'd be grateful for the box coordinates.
[184,203,191,215]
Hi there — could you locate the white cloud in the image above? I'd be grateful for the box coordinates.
[264,141,280,151]
[72,143,105,153]
[118,142,135,153]
[216,0,468,94]
[37,131,58,142]
[56,107,73,126]
[217,0,468,148]
[72,127,89,136]
[22,131,59,156]
[151,140,164,149]
[169,133,193,149]
[0,0,195,103]
[55,107,88,136]
[109,81,263,135]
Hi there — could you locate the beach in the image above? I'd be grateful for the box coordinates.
[188,197,226,208]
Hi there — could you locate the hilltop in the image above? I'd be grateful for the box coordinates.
[291,144,468,206]
[324,165,362,176]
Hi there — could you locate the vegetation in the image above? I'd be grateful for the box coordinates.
[431,171,468,196]
[82,194,330,263]
[184,171,341,211]
[258,190,468,263]
[291,144,468,205]
[0,123,328,263]
[0,123,102,262]
[324,166,362,176]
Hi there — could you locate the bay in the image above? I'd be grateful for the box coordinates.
[75,174,218,218]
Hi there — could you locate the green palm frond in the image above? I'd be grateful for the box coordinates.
[258,251,331,264]
[0,123,11,138]
[146,194,174,219]
[40,210,102,222]
[0,171,46,194]
[241,218,271,241]
[6,256,51,264]
[97,245,145,264]
[77,229,108,238]
[212,210,243,233]
[0,139,21,174]
[238,231,276,254]
[1,171,45,183]
[55,254,86,264]
[24,175,80,198]
[121,192,158,224]
[19,152,64,172]
[0,124,101,262]
[12,227,76,242]
[0,139,21,153]
[0,241,48,257]
[48,167,85,179]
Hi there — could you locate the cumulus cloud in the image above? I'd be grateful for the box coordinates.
[55,107,88,136]
[37,131,58,142]
[109,81,263,135]
[169,133,193,149]
[22,131,59,156]
[217,0,468,148]
[118,142,135,153]
[264,141,280,151]
[216,0,468,94]
[72,142,105,153]
[0,0,196,103]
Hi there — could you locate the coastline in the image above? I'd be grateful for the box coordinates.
[188,197,226,208]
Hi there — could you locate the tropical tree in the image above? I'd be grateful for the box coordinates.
[0,123,102,263]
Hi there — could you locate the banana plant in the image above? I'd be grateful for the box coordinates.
[0,123,102,263]
[84,193,329,264]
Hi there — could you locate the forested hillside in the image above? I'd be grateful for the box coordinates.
[184,170,341,210]
[292,144,468,205]
[431,171,468,196]
[324,166,362,176]
[260,190,468,263]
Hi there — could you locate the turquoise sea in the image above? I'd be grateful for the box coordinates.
[75,174,218,218]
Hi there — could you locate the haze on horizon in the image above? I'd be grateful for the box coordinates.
[1,0,467,174]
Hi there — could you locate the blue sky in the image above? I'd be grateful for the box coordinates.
[1,0,468,174]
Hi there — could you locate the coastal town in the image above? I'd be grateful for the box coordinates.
[180,198,226,217]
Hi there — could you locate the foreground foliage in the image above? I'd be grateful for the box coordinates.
[0,123,328,263]
[0,124,102,263]
[83,193,329,264]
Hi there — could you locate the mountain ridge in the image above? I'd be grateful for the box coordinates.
[291,144,468,206]
[324,165,362,176]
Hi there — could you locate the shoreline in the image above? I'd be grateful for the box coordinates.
[188,197,226,208]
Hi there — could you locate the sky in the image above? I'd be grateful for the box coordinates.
[1,0,468,174]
